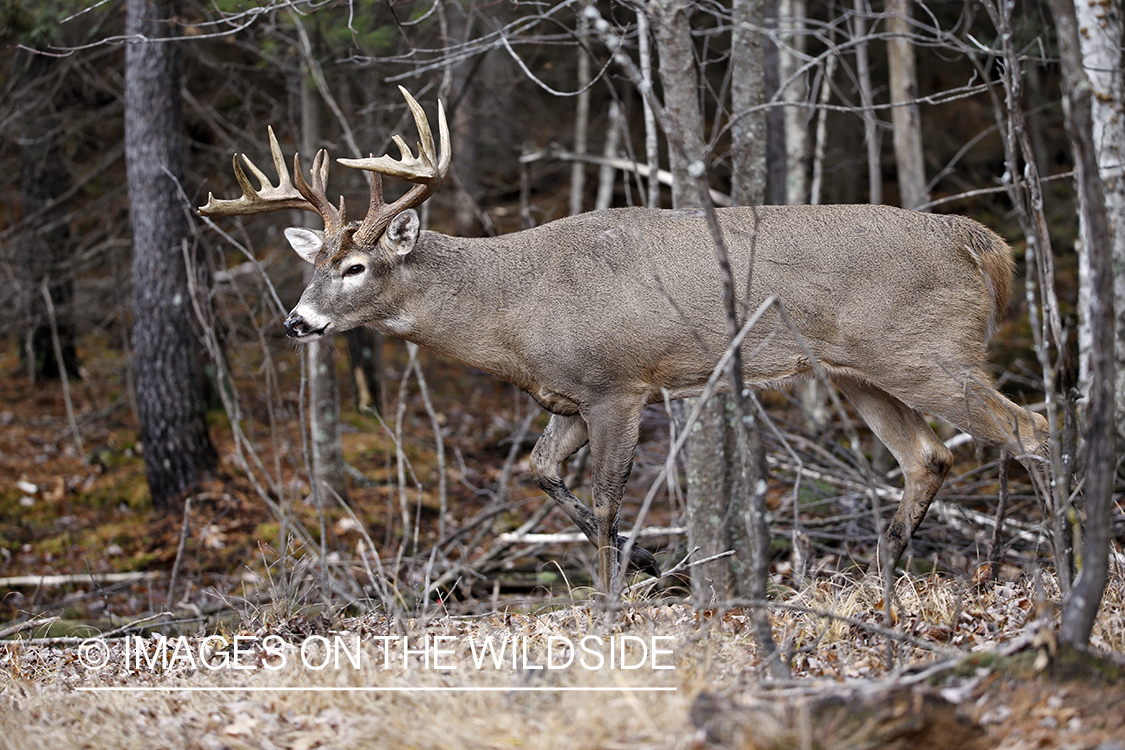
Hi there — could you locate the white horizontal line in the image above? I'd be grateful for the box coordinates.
[77,686,677,693]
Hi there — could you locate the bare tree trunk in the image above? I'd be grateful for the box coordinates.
[595,100,624,210]
[446,5,485,237]
[886,0,928,209]
[652,0,708,208]
[300,56,347,501]
[729,0,772,606]
[637,9,661,208]
[808,50,838,205]
[852,0,882,204]
[125,0,216,510]
[650,0,734,603]
[1074,0,1125,439]
[731,0,768,206]
[1051,0,1116,648]
[778,0,810,205]
[570,9,591,216]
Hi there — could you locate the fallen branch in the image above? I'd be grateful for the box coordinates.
[0,571,158,588]
[497,526,685,544]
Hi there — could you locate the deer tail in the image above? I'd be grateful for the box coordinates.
[959,221,1015,344]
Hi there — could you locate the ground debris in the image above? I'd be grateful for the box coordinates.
[692,679,987,750]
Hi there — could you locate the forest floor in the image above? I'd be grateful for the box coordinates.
[2,337,1125,748]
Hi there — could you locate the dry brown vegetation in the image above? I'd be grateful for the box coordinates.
[3,576,1125,749]
[3,331,1125,748]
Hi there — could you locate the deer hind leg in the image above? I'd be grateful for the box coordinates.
[897,368,1059,556]
[893,368,1051,497]
[529,412,659,584]
[836,379,954,571]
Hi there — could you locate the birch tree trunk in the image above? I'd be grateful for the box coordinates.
[637,10,662,208]
[1053,0,1117,647]
[595,100,624,210]
[778,0,810,205]
[1074,0,1125,438]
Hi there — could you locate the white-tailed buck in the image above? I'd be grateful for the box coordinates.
[201,87,1050,591]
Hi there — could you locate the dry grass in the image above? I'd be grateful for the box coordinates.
[4,569,1124,749]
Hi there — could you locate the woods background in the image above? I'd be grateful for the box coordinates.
[1,0,1122,648]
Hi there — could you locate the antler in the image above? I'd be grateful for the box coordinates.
[200,88,446,245]
[341,86,450,247]
[198,127,346,234]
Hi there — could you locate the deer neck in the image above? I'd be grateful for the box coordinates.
[382,231,535,387]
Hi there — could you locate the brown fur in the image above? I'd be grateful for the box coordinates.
[281,202,1050,589]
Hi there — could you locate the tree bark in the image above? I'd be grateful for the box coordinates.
[1073,0,1125,439]
[652,0,709,210]
[729,0,772,607]
[778,0,810,205]
[570,9,591,216]
[731,0,768,208]
[1051,0,1116,648]
[125,0,217,510]
[853,0,882,205]
[636,9,662,208]
[651,0,734,603]
[299,54,348,501]
[886,0,928,209]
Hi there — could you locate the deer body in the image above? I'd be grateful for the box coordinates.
[295,205,1003,412]
[201,89,1050,592]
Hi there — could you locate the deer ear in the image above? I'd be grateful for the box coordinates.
[381,210,420,257]
[285,227,324,264]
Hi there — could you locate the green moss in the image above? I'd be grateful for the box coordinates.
[36,532,75,558]
[82,472,151,511]
[255,522,280,546]
[125,550,160,571]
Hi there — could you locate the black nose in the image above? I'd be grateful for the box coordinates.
[284,313,309,338]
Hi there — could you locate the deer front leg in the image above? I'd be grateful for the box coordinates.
[584,399,646,593]
[530,413,659,581]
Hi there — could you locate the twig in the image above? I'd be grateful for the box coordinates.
[520,147,733,206]
[988,452,1011,568]
[166,495,193,605]
[0,616,60,639]
[40,279,84,456]
[498,526,685,545]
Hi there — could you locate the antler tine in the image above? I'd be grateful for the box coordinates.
[199,126,318,217]
[339,86,450,184]
[292,149,346,233]
[343,87,451,246]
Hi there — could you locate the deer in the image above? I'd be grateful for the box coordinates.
[200,87,1051,594]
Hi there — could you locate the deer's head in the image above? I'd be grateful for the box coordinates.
[199,87,449,341]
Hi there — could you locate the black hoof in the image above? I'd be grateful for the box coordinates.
[618,536,661,578]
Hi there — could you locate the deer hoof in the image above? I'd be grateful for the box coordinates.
[618,537,660,578]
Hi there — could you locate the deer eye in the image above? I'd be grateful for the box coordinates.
[343,264,365,278]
